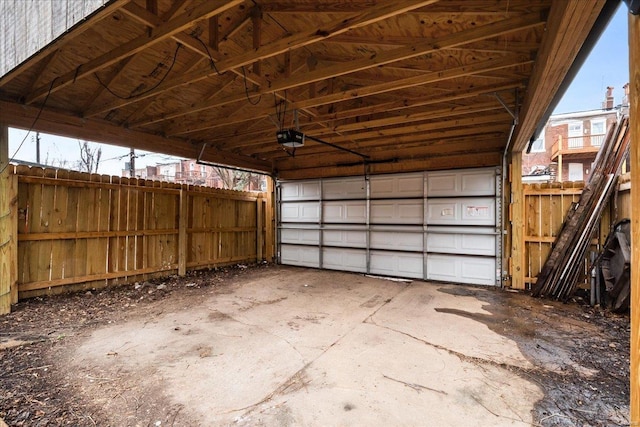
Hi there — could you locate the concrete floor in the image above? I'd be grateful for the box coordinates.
[71,267,543,426]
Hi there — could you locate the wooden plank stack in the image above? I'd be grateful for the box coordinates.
[532,117,631,300]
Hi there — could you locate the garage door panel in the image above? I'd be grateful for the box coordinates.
[280,228,320,245]
[427,168,496,197]
[370,230,423,251]
[280,181,321,200]
[426,198,495,226]
[323,248,367,272]
[281,202,320,223]
[370,173,423,198]
[460,170,496,196]
[370,250,423,279]
[371,200,423,224]
[427,231,495,256]
[280,244,319,267]
[323,229,367,248]
[427,254,496,286]
[323,177,366,199]
[324,201,367,223]
[460,257,496,286]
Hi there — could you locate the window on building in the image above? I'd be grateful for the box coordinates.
[530,128,546,152]
[568,122,583,148]
[568,163,584,181]
[590,119,606,147]
[190,162,194,171]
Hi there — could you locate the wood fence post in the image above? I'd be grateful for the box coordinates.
[178,188,188,276]
[264,177,275,262]
[256,194,263,262]
[0,122,17,314]
[629,7,639,425]
[510,151,525,289]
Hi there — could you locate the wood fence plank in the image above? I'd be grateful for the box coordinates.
[13,167,272,296]
[0,123,17,312]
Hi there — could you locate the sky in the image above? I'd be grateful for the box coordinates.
[553,4,629,114]
[6,4,632,176]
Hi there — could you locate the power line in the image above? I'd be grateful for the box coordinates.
[1,79,56,174]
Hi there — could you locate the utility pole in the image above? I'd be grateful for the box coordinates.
[35,132,40,164]
[129,148,135,178]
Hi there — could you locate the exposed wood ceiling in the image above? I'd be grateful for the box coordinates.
[0,0,609,179]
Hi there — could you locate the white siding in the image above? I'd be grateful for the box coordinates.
[1,0,110,76]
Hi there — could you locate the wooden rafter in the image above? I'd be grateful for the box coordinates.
[277,151,503,180]
[84,0,197,114]
[84,0,440,117]
[291,56,532,110]
[25,0,243,104]
[244,124,509,157]
[0,100,270,172]
[166,82,524,136]
[128,13,539,130]
[511,0,607,151]
[208,111,510,150]
[260,0,544,14]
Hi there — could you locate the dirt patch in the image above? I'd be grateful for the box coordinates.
[437,286,630,426]
[0,265,630,426]
[0,264,274,426]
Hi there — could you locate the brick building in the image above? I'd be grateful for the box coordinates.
[122,159,265,191]
[523,84,629,182]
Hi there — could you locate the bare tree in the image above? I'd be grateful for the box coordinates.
[78,140,102,173]
[212,167,261,191]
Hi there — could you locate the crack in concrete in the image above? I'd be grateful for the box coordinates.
[218,282,414,419]
[366,318,540,378]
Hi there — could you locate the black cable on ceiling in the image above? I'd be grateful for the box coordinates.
[241,66,262,105]
[192,35,222,76]
[93,43,183,100]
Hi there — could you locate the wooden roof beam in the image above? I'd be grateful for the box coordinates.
[313,81,523,122]
[24,0,243,104]
[260,0,544,14]
[330,101,504,133]
[249,125,509,158]
[165,83,511,138]
[84,0,197,113]
[185,81,520,138]
[85,0,442,116]
[125,12,542,128]
[0,100,271,173]
[291,56,531,110]
[324,36,541,52]
[212,111,511,151]
[511,0,607,151]
[277,152,503,180]
[274,137,506,170]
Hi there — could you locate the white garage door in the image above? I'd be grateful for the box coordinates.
[278,168,501,286]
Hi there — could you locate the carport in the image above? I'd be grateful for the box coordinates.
[0,0,638,423]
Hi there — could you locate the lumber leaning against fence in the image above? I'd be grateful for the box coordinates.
[13,165,271,299]
[629,8,639,425]
[532,117,631,300]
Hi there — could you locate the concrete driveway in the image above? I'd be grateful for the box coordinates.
[68,266,555,426]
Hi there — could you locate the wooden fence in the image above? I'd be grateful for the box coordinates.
[11,165,273,299]
[522,176,630,289]
[0,167,18,312]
